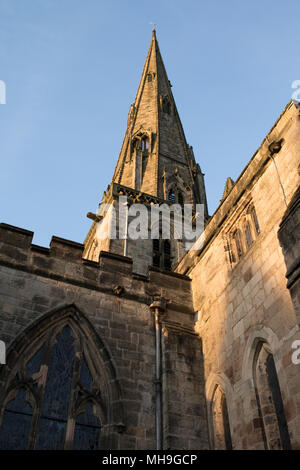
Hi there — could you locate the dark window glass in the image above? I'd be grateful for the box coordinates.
[80,356,93,391]
[251,207,260,235]
[0,324,103,450]
[36,327,74,449]
[221,395,232,450]
[73,403,101,450]
[212,385,232,450]
[142,153,148,179]
[0,388,32,450]
[233,230,243,259]
[153,239,160,252]
[228,241,235,264]
[162,96,171,114]
[244,221,253,248]
[266,354,291,449]
[178,192,184,207]
[164,240,171,255]
[132,139,138,151]
[164,257,171,270]
[40,327,74,421]
[168,189,176,203]
[35,418,66,450]
[153,254,160,267]
[26,346,43,378]
[141,136,149,151]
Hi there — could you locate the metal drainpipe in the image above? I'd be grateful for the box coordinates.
[150,297,167,450]
[270,153,288,208]
[267,138,288,208]
[123,201,129,256]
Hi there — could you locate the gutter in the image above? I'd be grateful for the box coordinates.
[150,297,167,450]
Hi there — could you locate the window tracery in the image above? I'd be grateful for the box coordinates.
[225,202,260,268]
[0,318,104,450]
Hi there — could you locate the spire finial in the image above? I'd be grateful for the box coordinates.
[150,22,156,33]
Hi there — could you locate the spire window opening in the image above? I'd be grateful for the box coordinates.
[168,189,176,203]
[132,139,138,152]
[161,95,171,115]
[153,254,160,267]
[152,239,172,271]
[163,240,171,270]
[153,239,160,253]
[152,238,161,268]
[164,240,171,256]
[163,257,171,271]
[141,136,149,151]
[178,191,184,208]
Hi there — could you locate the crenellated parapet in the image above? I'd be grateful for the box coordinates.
[0,222,193,317]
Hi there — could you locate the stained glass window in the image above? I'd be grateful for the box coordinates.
[80,355,93,391]
[73,402,101,450]
[0,321,102,450]
[26,346,43,378]
[0,388,32,450]
[40,327,74,422]
[35,327,75,449]
[35,418,66,450]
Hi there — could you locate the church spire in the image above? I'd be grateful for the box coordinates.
[84,31,208,274]
[111,30,208,212]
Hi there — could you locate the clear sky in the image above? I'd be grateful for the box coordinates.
[0,0,299,247]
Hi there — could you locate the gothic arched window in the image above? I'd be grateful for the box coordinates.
[233,229,243,260]
[250,206,260,235]
[153,239,160,267]
[254,342,291,450]
[211,385,232,450]
[244,221,253,248]
[163,240,171,270]
[152,239,172,270]
[0,310,111,450]
[141,136,149,151]
[177,191,184,207]
[163,240,171,256]
[178,191,184,208]
[161,95,171,114]
[0,388,33,450]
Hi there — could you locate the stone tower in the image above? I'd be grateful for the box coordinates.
[84,29,208,274]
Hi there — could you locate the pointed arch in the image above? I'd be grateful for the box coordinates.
[166,177,189,206]
[206,372,234,449]
[253,342,291,449]
[242,326,280,382]
[0,304,124,450]
[241,327,291,449]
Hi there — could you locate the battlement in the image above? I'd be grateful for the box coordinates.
[0,223,193,314]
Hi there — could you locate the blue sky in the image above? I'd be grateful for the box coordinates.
[0,0,299,246]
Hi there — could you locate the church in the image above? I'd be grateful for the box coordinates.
[0,29,299,450]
